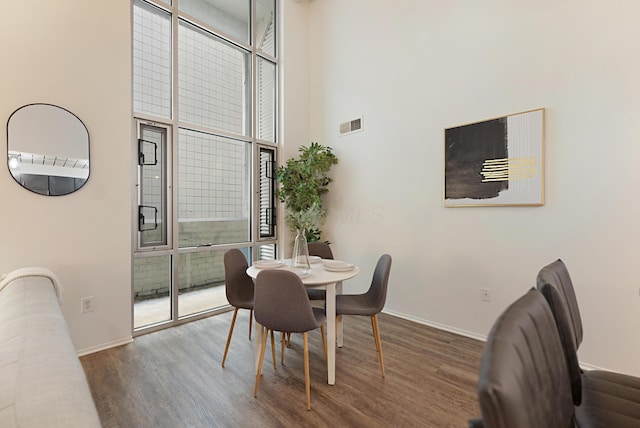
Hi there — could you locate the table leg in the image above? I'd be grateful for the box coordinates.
[336,281,343,348]
[325,282,336,385]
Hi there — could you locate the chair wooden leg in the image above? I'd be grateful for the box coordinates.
[303,332,311,411]
[254,328,269,397]
[249,309,253,340]
[320,325,327,360]
[221,308,239,367]
[270,329,277,370]
[371,315,385,378]
[371,316,379,351]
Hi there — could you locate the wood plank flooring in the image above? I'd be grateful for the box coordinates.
[80,311,484,427]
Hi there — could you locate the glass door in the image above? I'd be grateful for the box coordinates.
[176,130,252,318]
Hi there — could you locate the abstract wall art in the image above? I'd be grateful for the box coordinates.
[444,108,544,207]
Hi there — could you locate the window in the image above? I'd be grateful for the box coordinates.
[259,146,276,238]
[137,123,169,249]
[178,21,250,135]
[133,1,172,118]
[132,0,278,332]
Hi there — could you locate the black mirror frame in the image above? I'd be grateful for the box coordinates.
[6,103,90,196]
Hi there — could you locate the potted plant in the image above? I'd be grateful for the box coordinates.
[276,142,339,243]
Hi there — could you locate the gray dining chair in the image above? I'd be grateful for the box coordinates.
[221,249,255,368]
[537,259,640,426]
[336,254,392,377]
[253,269,327,411]
[306,242,334,301]
[471,289,576,428]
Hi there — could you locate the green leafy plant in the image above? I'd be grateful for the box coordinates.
[276,142,338,242]
[284,202,325,240]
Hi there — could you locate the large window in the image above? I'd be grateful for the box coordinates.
[133,1,172,118]
[132,0,278,333]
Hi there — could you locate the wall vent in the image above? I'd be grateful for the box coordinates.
[339,116,363,136]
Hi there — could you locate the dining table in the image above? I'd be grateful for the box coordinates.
[246,258,360,385]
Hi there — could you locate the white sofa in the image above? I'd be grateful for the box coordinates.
[0,269,101,427]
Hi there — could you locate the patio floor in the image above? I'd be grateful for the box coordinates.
[134,285,229,329]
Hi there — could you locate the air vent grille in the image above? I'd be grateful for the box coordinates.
[339,116,364,136]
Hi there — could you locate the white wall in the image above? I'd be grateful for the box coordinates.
[280,0,312,246]
[0,0,132,354]
[304,0,640,376]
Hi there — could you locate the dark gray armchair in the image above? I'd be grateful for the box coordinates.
[474,289,576,427]
[537,259,640,427]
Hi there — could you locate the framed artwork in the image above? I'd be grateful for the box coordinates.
[444,108,544,207]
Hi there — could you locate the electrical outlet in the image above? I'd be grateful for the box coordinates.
[81,296,94,313]
[481,288,491,303]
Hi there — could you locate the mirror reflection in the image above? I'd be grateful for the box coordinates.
[7,103,90,196]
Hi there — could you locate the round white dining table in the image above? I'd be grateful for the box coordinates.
[246,259,360,385]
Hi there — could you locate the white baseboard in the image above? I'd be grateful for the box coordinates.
[381,309,626,374]
[77,336,133,357]
[579,362,607,372]
[382,308,488,342]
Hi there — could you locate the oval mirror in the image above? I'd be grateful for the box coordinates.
[7,103,90,196]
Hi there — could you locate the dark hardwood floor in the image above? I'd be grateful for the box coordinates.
[81,311,484,427]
